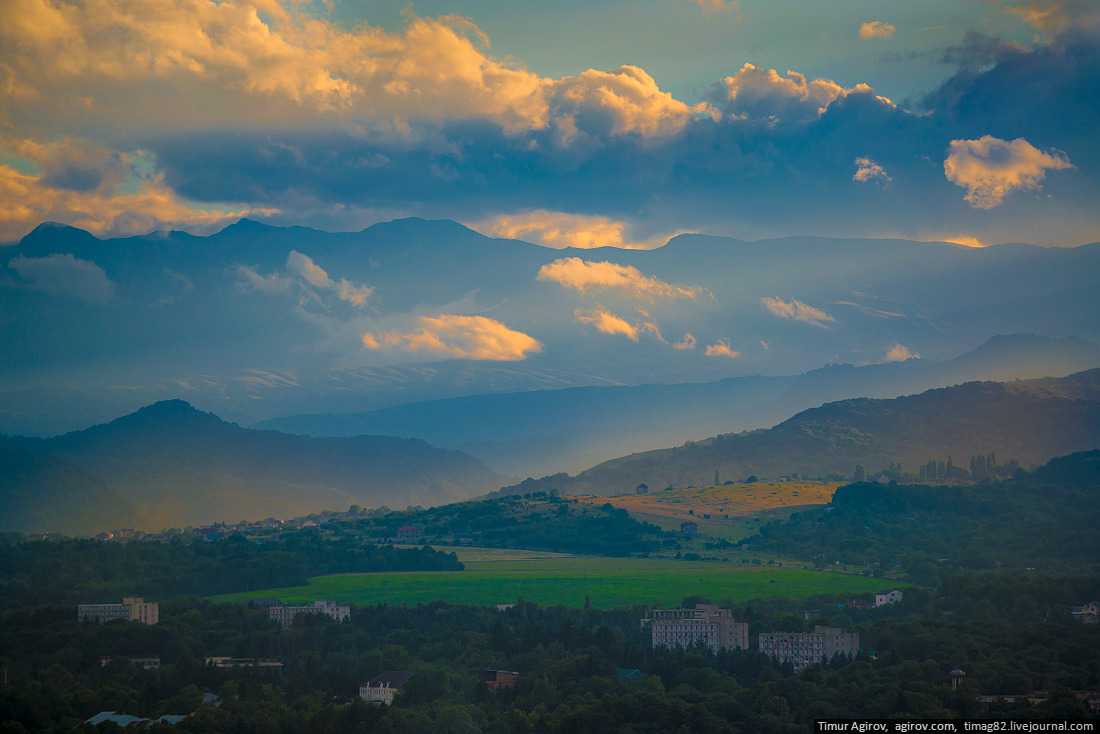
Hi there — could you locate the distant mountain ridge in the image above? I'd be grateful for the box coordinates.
[255,334,1100,477]
[0,400,510,534]
[500,369,1100,496]
[3,217,1100,441]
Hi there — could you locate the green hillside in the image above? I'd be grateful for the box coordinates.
[507,369,1100,496]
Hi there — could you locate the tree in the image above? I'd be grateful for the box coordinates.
[852,465,866,483]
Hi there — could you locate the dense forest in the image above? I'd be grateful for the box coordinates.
[749,451,1100,584]
[0,576,1097,733]
[0,529,462,609]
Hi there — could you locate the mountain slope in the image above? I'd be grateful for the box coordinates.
[501,369,1100,496]
[255,334,1100,477]
[1,400,510,531]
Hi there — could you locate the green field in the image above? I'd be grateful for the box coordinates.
[212,547,893,609]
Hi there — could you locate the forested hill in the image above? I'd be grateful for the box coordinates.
[0,400,509,534]
[504,369,1100,496]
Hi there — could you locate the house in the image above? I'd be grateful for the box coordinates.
[643,604,749,653]
[269,600,350,629]
[635,483,649,494]
[78,597,159,625]
[875,589,903,606]
[759,627,859,672]
[205,657,283,669]
[680,521,698,534]
[849,598,875,610]
[396,525,421,542]
[360,671,414,705]
[617,668,647,680]
[99,655,160,670]
[477,669,519,692]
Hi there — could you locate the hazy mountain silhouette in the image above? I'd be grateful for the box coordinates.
[0,400,510,532]
[255,335,1100,477]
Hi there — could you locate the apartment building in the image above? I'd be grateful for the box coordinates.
[758,626,859,671]
[78,597,159,625]
[642,604,750,653]
[269,600,351,629]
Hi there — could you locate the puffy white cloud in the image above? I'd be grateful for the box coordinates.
[723,64,889,124]
[537,257,705,301]
[884,343,919,362]
[858,21,896,40]
[704,339,739,358]
[673,333,697,350]
[8,253,115,303]
[362,314,542,361]
[944,135,1072,209]
[760,296,835,327]
[233,264,292,295]
[574,306,640,341]
[853,156,891,183]
[471,210,684,250]
[286,250,373,307]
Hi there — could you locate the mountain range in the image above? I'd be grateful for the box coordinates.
[0,400,508,534]
[2,217,1099,439]
[256,334,1100,477]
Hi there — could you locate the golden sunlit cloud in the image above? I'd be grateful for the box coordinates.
[286,251,373,307]
[362,314,542,361]
[853,156,891,183]
[1005,0,1100,43]
[760,296,835,327]
[858,21,896,40]
[574,306,640,341]
[673,333,697,350]
[471,210,687,250]
[884,342,920,362]
[0,161,266,241]
[537,258,705,301]
[944,135,1072,209]
[940,234,985,248]
[705,339,740,358]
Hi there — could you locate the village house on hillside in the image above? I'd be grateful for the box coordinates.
[477,669,519,693]
[360,671,413,704]
[396,525,421,542]
[875,589,903,606]
[680,520,698,534]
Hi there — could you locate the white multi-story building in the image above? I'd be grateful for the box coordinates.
[360,671,413,705]
[642,604,749,653]
[875,589,903,606]
[78,597,159,625]
[269,600,351,629]
[759,626,859,671]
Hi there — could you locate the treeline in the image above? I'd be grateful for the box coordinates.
[0,529,462,609]
[354,493,667,557]
[1,574,1097,733]
[749,451,1100,584]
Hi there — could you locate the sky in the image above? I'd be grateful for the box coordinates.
[1,0,1099,248]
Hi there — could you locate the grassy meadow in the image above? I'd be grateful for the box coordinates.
[576,481,840,541]
[211,547,889,609]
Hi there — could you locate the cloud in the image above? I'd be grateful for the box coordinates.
[362,314,542,361]
[685,0,738,10]
[537,258,705,301]
[574,306,640,341]
[0,137,270,240]
[704,339,739,358]
[286,251,373,307]
[673,333,697,350]
[943,135,1073,209]
[853,156,891,183]
[859,22,896,40]
[233,264,293,296]
[1005,0,1100,43]
[760,296,835,327]
[723,64,890,124]
[8,253,115,303]
[471,210,684,250]
[884,343,919,362]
